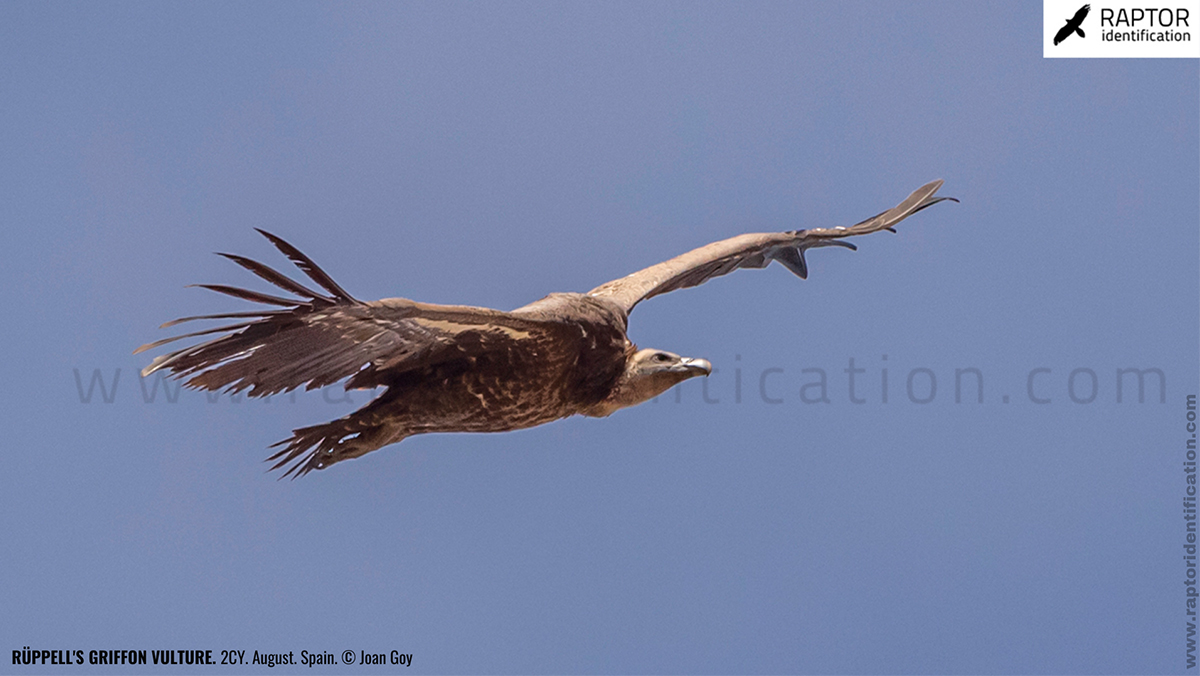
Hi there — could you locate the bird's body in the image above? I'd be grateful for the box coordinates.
[138,180,955,477]
[358,293,631,436]
[276,295,630,471]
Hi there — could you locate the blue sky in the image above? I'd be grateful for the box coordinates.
[2,2,1197,673]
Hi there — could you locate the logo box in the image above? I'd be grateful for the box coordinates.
[1044,0,1200,57]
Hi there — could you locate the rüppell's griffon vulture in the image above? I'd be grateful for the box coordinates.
[138,180,956,477]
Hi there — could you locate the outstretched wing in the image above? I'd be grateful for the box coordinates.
[587,180,956,314]
[137,230,554,397]
[1072,4,1090,24]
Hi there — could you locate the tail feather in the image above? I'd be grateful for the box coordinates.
[267,413,405,479]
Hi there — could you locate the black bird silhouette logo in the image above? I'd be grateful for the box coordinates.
[1054,4,1090,45]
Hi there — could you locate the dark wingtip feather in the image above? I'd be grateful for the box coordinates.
[187,284,300,307]
[159,309,288,329]
[216,252,333,302]
[909,195,960,216]
[254,229,358,303]
[773,247,809,279]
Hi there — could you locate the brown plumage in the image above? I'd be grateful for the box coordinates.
[137,180,956,477]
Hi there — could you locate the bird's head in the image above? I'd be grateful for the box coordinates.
[583,348,712,417]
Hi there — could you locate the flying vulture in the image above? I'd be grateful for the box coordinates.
[1054,4,1090,45]
[138,180,956,477]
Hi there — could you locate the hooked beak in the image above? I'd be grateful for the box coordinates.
[676,357,713,376]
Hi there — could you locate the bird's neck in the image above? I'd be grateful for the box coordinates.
[580,368,685,418]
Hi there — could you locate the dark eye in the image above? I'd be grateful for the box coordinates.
[653,353,671,363]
